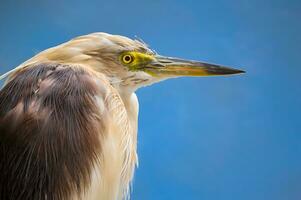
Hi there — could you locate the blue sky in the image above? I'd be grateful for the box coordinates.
[0,0,300,199]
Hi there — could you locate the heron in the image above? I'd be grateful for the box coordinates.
[0,32,244,200]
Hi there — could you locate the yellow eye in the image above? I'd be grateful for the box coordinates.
[122,54,134,64]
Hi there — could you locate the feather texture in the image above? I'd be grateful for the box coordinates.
[0,62,138,199]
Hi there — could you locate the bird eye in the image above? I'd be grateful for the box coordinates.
[122,54,133,64]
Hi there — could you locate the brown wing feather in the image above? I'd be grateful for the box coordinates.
[0,63,106,200]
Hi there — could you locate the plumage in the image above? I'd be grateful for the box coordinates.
[0,32,244,200]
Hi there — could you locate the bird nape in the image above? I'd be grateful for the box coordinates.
[0,32,244,200]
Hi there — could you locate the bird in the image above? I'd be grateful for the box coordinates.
[0,32,244,200]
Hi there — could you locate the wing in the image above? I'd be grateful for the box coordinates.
[0,63,108,200]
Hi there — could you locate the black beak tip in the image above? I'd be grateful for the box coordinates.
[206,66,246,75]
[225,68,246,75]
[233,69,246,74]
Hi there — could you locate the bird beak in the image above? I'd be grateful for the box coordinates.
[144,55,245,77]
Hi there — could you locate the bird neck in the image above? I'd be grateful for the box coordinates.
[107,71,166,95]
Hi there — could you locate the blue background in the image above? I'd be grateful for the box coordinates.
[0,0,300,199]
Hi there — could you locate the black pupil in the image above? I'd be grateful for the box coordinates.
[125,55,131,62]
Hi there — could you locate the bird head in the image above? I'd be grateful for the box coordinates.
[4,32,244,92]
